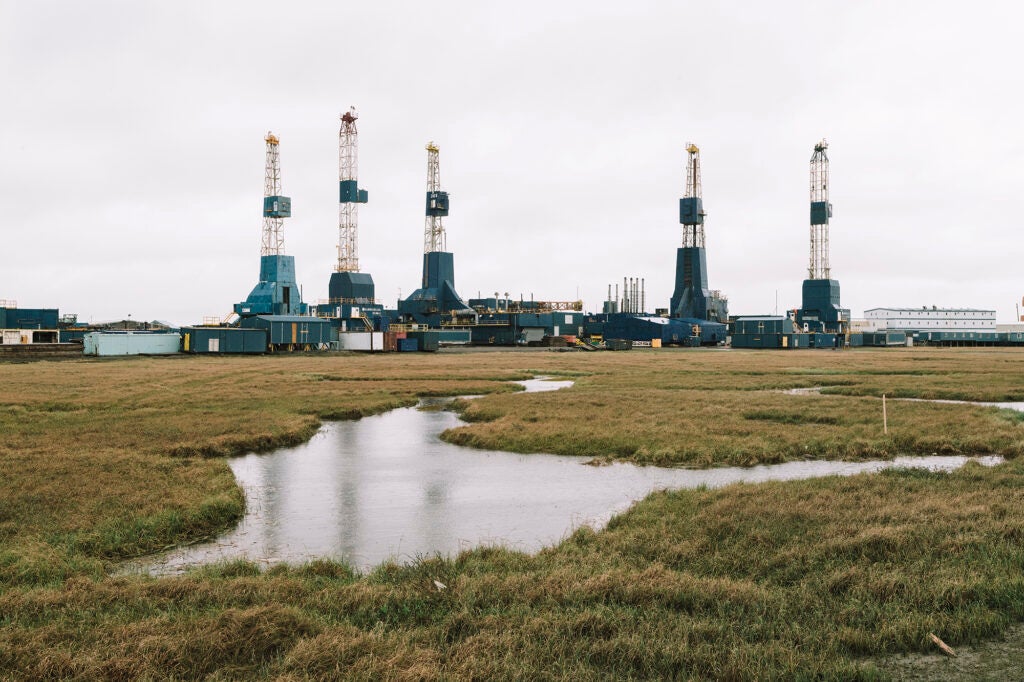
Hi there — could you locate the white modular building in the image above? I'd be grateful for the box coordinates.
[864,307,996,331]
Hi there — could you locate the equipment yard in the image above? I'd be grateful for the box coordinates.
[3,348,1024,678]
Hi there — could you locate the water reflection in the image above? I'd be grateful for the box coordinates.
[128,378,1003,575]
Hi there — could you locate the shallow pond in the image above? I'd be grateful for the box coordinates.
[128,378,1004,575]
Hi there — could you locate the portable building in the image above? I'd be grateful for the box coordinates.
[182,327,266,354]
[83,332,181,356]
[731,333,784,349]
[732,316,790,336]
[334,332,384,351]
[239,315,331,349]
[861,331,907,347]
[406,330,440,352]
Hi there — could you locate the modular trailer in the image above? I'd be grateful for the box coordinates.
[83,332,181,356]
[182,327,266,354]
[861,331,908,347]
[334,332,384,351]
[239,315,332,350]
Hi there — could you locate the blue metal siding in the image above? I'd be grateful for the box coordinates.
[339,180,359,202]
[426,191,449,216]
[813,333,839,348]
[239,316,331,346]
[679,197,704,224]
[407,330,440,352]
[810,201,832,225]
[0,307,59,329]
[183,327,266,354]
[734,317,788,335]
[263,195,291,218]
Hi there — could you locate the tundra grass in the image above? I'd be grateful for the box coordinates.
[1,348,1024,678]
[4,461,1024,678]
[445,348,1024,466]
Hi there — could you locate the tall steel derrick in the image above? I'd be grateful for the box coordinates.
[423,142,449,253]
[336,107,365,272]
[680,143,706,249]
[808,139,832,279]
[260,132,289,256]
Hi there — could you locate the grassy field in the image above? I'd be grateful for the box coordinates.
[2,348,1024,678]
[447,348,1024,466]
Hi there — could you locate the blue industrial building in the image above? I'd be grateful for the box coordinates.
[670,144,728,324]
[731,316,842,349]
[182,327,267,354]
[604,313,726,347]
[234,255,308,317]
[398,251,475,326]
[239,315,332,349]
[0,305,59,330]
[468,301,586,345]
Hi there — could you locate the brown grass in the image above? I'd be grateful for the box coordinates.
[445,348,1024,466]
[2,347,1024,678]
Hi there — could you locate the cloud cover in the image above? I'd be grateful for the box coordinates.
[2,1,1022,324]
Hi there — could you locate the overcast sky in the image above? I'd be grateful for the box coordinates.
[3,1,1022,324]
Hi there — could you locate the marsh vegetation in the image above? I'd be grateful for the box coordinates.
[2,348,1024,678]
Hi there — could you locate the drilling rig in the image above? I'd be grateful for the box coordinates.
[328,107,375,306]
[235,132,307,317]
[669,143,728,323]
[398,142,473,325]
[796,139,847,333]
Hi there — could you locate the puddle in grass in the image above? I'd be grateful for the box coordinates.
[898,398,1024,411]
[783,385,1024,414]
[124,377,1004,575]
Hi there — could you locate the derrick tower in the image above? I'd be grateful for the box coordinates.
[328,106,374,305]
[261,133,288,256]
[235,132,306,317]
[670,143,727,323]
[336,107,366,272]
[681,143,705,249]
[424,142,447,254]
[797,139,846,333]
[808,140,831,279]
[397,142,472,325]
[420,141,452,290]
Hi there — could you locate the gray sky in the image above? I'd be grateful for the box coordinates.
[3,1,1022,324]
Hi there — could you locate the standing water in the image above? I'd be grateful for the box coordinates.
[129,378,1003,575]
